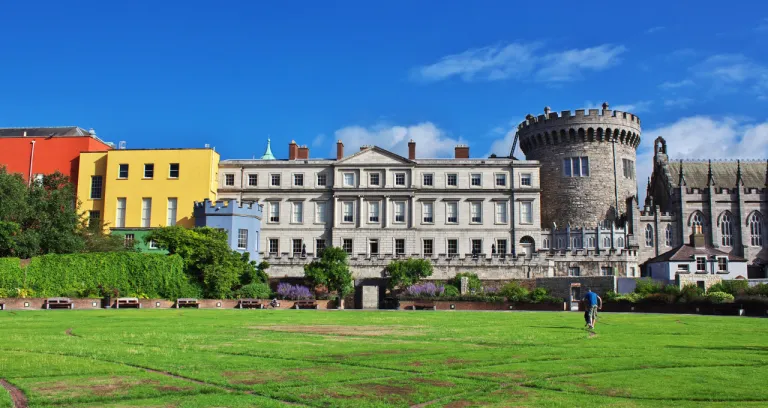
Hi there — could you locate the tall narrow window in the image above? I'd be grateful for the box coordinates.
[316,239,326,254]
[90,176,103,199]
[118,164,129,179]
[617,236,625,248]
[169,163,180,178]
[116,198,126,228]
[422,202,434,223]
[343,202,354,223]
[293,239,303,255]
[342,239,353,254]
[269,202,280,223]
[603,236,611,248]
[369,201,380,223]
[470,202,482,223]
[369,239,379,255]
[446,202,458,224]
[248,174,258,186]
[423,239,433,256]
[496,239,507,255]
[495,202,508,224]
[237,229,248,250]
[520,201,532,224]
[395,239,405,255]
[292,202,303,223]
[587,237,595,248]
[394,201,405,223]
[141,198,152,228]
[542,238,550,249]
[268,238,279,254]
[665,224,673,247]
[696,257,706,272]
[447,239,458,255]
[645,224,654,247]
[144,164,154,179]
[471,239,482,255]
[750,213,763,246]
[720,213,733,246]
[315,202,327,223]
[166,198,177,226]
[124,233,135,248]
[691,212,703,231]
[572,236,582,248]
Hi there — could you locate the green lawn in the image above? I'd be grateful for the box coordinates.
[1,310,766,407]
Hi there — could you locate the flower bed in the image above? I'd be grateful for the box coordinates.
[398,300,566,311]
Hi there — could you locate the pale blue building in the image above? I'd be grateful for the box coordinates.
[194,199,263,262]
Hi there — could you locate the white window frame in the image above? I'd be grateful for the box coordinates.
[446,173,458,187]
[422,239,434,257]
[520,173,532,187]
[268,238,279,254]
[695,256,707,272]
[422,202,434,224]
[225,173,235,186]
[291,201,304,224]
[144,163,154,179]
[368,201,380,223]
[422,173,434,187]
[292,238,303,255]
[470,201,482,224]
[394,172,406,187]
[470,238,483,255]
[293,173,304,187]
[166,198,177,226]
[394,201,406,224]
[369,172,381,187]
[470,173,482,187]
[645,224,654,247]
[496,239,507,255]
[270,173,281,187]
[342,201,354,223]
[141,198,152,228]
[520,201,533,224]
[169,163,180,179]
[116,198,126,228]
[542,238,550,249]
[394,239,405,255]
[148,240,158,249]
[495,201,508,224]
[716,256,728,272]
[248,174,258,187]
[665,224,673,247]
[342,238,353,254]
[720,214,733,247]
[316,173,327,187]
[446,201,458,224]
[447,239,459,256]
[494,173,507,187]
[315,201,327,224]
[563,157,590,177]
[118,164,129,179]
[343,172,355,187]
[369,239,379,256]
[237,229,248,250]
[269,201,280,223]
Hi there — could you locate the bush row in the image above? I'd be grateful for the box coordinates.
[398,277,563,304]
[604,279,768,306]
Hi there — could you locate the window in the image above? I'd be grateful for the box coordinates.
[369,239,379,255]
[423,173,434,186]
[88,211,100,228]
[292,202,303,223]
[495,174,506,186]
[617,236,625,248]
[446,202,458,224]
[749,213,763,246]
[447,173,457,186]
[496,239,507,255]
[601,266,614,276]
[720,214,733,246]
[665,224,673,247]
[144,164,154,178]
[268,238,279,254]
[271,174,281,187]
[342,239,353,254]
[568,267,581,277]
[167,198,177,226]
[369,201,380,223]
[225,174,235,186]
[645,224,654,247]
[237,229,248,250]
[470,202,482,223]
[696,257,707,272]
[316,239,326,254]
[293,174,304,187]
[603,237,611,248]
[563,157,589,177]
[422,202,434,223]
[118,164,128,179]
[124,234,135,248]
[116,198,126,228]
[394,201,405,223]
[343,172,355,187]
[369,173,380,186]
[557,237,565,249]
[169,163,179,178]
[395,239,405,255]
[495,202,508,224]
[423,239,434,256]
[90,176,103,199]
[471,239,482,255]
[343,202,354,223]
[572,236,582,248]
[248,174,258,186]
[471,173,482,186]
[542,238,550,249]
[691,212,703,230]
[315,202,327,223]
[447,239,458,255]
[269,202,280,223]
[316,174,327,186]
[148,240,158,249]
[678,264,690,272]
[395,173,405,186]
[520,173,532,187]
[520,201,532,224]
[629,267,636,277]
[292,239,303,255]
[622,159,635,179]
[141,198,152,228]
[587,237,595,248]
[717,257,728,272]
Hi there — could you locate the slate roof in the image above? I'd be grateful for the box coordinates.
[0,126,93,137]
[646,244,747,264]
[667,160,767,189]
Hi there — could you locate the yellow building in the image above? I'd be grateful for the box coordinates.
[77,148,219,245]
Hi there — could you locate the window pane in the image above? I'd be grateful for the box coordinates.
[225,174,235,186]
[144,164,154,178]
[237,229,248,250]
[169,163,179,178]
[563,158,572,177]
[90,176,103,199]
[167,198,177,226]
[581,157,589,177]
[248,174,258,186]
[118,164,128,179]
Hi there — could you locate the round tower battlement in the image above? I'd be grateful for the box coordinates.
[517,103,642,231]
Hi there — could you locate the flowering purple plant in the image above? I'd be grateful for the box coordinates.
[405,282,445,298]
[276,283,313,300]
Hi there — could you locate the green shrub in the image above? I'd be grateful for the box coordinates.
[638,293,677,304]
[235,282,272,299]
[734,295,768,306]
[662,284,681,296]
[449,273,482,294]
[708,280,749,295]
[499,282,529,302]
[706,291,735,304]
[0,258,24,293]
[603,290,621,302]
[634,278,664,295]
[442,284,460,297]
[678,284,704,302]
[745,283,768,297]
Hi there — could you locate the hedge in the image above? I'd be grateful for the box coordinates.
[1,252,198,299]
[0,258,24,296]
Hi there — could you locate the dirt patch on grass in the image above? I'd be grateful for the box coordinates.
[409,361,423,367]
[465,371,525,380]
[0,379,28,408]
[34,376,161,398]
[588,332,597,338]
[411,378,456,387]
[444,358,478,365]
[352,383,415,399]
[155,385,194,392]
[328,349,404,359]
[443,401,474,408]
[250,325,421,337]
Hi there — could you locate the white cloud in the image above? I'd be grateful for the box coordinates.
[612,101,652,113]
[659,79,695,89]
[691,54,768,97]
[663,98,694,108]
[312,134,325,147]
[334,122,463,158]
[636,116,768,203]
[413,42,626,83]
[645,26,665,34]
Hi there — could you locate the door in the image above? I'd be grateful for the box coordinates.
[570,286,581,311]
[521,244,532,259]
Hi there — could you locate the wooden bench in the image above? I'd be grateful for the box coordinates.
[293,300,318,309]
[45,297,74,310]
[411,301,436,311]
[238,299,264,309]
[116,297,142,309]
[176,298,200,309]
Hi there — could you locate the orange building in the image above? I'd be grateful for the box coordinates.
[0,127,112,185]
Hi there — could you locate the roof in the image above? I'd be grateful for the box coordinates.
[668,160,767,189]
[260,139,276,160]
[645,244,747,264]
[0,126,93,137]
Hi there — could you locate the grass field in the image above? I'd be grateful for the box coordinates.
[1,310,767,408]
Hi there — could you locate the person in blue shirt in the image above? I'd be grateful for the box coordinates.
[582,288,602,329]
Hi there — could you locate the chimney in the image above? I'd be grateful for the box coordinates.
[288,140,299,160]
[297,145,309,160]
[408,139,416,160]
[336,140,344,160]
[454,144,469,159]
[690,225,705,248]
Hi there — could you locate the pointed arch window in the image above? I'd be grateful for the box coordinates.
[691,212,703,229]
[720,213,733,247]
[603,236,611,248]
[617,236,625,248]
[664,224,673,247]
[750,213,763,246]
[645,224,654,247]
[542,238,550,249]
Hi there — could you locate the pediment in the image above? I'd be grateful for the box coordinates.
[336,147,412,165]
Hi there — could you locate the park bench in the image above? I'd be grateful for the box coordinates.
[238,299,264,309]
[116,297,142,309]
[176,298,200,309]
[411,301,436,311]
[293,300,318,309]
[45,297,74,310]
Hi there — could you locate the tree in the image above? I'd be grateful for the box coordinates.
[304,246,353,304]
[385,258,433,290]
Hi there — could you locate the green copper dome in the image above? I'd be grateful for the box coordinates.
[260,138,276,160]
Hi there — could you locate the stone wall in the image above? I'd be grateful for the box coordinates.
[534,276,617,300]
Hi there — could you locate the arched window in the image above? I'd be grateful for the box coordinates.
[617,236,625,248]
[587,237,595,248]
[645,224,654,247]
[572,236,582,248]
[720,213,733,247]
[542,238,550,249]
[691,212,704,233]
[665,224,673,247]
[557,237,564,249]
[603,236,611,248]
[750,213,763,246]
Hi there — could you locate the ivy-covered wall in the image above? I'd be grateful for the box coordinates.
[0,258,24,293]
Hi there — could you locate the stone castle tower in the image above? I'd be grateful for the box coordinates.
[517,103,641,229]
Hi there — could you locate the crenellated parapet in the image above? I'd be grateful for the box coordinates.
[194,199,263,217]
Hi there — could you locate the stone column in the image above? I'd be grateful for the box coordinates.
[333,196,339,229]
[384,196,390,229]
[654,205,661,258]
[357,195,363,228]
[409,196,416,228]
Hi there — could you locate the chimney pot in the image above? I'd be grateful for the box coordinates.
[454,144,470,159]
[297,145,309,160]
[336,140,344,160]
[408,139,416,160]
[288,140,299,160]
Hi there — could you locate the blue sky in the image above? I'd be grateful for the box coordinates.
[1,1,767,199]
